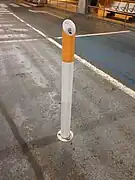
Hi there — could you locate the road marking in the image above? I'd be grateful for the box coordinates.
[0,8,10,12]
[10,13,45,38]
[0,38,38,43]
[0,20,16,23]
[9,3,20,7]
[56,30,131,39]
[28,9,64,19]
[10,28,29,32]
[20,3,31,7]
[0,12,12,15]
[11,12,135,99]
[0,29,4,32]
[48,37,62,48]
[29,9,39,13]
[0,8,8,11]
[0,4,8,8]
[27,4,37,7]
[0,10,10,13]
[0,24,14,27]
[0,34,29,39]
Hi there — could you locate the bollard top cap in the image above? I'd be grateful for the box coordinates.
[62,19,76,36]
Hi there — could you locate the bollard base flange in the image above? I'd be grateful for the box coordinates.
[57,130,73,142]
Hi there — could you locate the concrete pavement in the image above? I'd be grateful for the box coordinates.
[0,2,135,180]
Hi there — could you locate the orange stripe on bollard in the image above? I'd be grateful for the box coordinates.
[62,30,75,63]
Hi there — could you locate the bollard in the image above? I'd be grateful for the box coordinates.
[57,19,76,142]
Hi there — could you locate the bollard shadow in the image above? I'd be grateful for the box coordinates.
[29,135,57,149]
[0,100,45,180]
[0,99,86,180]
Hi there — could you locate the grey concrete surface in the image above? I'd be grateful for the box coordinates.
[0,2,135,180]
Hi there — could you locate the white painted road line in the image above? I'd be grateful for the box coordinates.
[11,12,135,99]
[20,3,31,8]
[0,11,10,13]
[0,8,10,13]
[0,4,8,8]
[0,21,16,23]
[9,3,20,7]
[11,28,29,32]
[0,8,8,11]
[27,4,37,7]
[28,9,64,19]
[29,9,40,13]
[0,12,12,15]
[0,34,29,39]
[13,14,47,38]
[0,38,38,43]
[56,30,131,39]
[0,24,14,27]
[48,37,62,49]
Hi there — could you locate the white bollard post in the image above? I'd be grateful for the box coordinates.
[57,19,76,142]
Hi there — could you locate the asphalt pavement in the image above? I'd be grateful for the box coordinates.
[8,3,135,90]
[75,31,135,90]
[0,2,135,180]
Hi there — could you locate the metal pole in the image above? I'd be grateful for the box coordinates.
[124,1,129,27]
[57,19,76,142]
[65,0,68,10]
[103,0,107,19]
